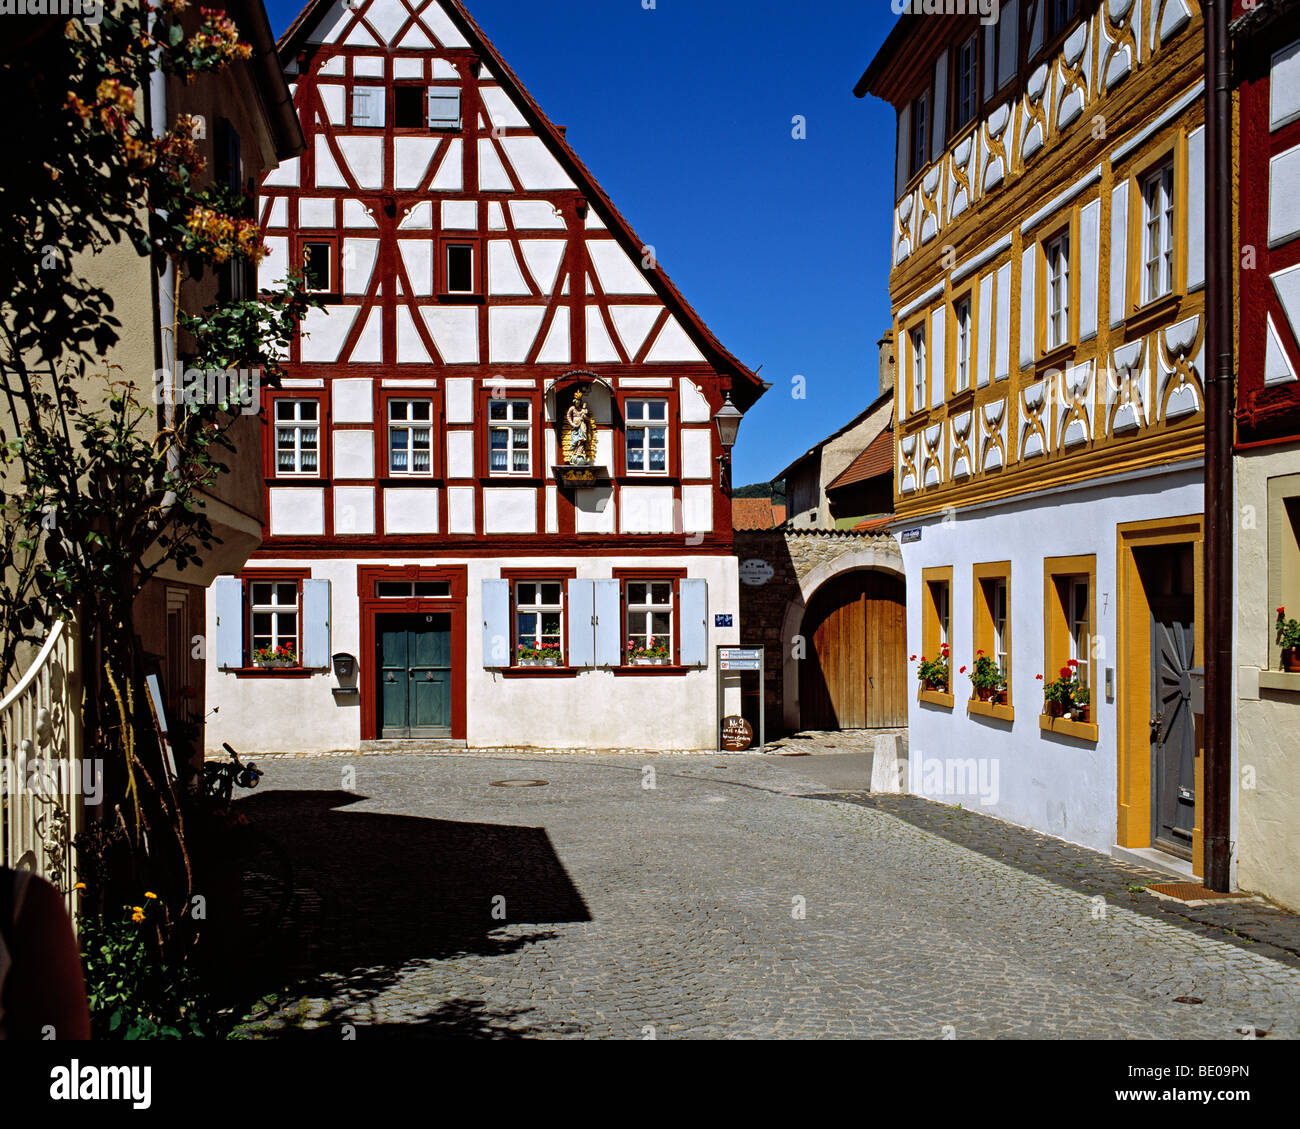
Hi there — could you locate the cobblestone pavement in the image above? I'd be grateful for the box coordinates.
[233,752,1300,1040]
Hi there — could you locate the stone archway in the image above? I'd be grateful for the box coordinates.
[778,544,905,732]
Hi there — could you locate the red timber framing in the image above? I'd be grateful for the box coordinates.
[1235,1,1300,448]
[249,0,764,562]
[357,564,467,739]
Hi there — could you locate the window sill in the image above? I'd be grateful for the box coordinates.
[947,387,976,413]
[1038,714,1099,741]
[229,667,317,679]
[918,688,954,708]
[1036,342,1077,372]
[1259,670,1300,692]
[613,665,697,676]
[1124,292,1182,338]
[499,666,580,678]
[968,698,1014,722]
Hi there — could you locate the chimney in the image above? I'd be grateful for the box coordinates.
[876,331,895,399]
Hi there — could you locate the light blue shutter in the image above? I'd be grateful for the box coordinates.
[1019,244,1036,368]
[567,579,595,668]
[428,88,461,129]
[213,577,243,671]
[482,579,510,668]
[594,579,622,667]
[679,579,708,668]
[352,85,385,128]
[301,579,332,669]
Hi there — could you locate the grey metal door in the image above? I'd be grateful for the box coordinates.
[1148,547,1196,859]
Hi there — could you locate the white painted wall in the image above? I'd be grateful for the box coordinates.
[205,554,743,753]
[900,467,1201,854]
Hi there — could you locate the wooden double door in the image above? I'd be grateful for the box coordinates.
[377,613,453,738]
[799,570,906,730]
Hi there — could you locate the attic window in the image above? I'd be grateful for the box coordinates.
[395,85,425,128]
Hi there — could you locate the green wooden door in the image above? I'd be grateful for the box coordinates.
[378,614,453,738]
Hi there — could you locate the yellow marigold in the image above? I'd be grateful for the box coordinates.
[74,881,86,891]
[130,906,145,922]
[144,891,158,900]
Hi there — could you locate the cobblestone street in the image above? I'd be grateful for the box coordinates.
[234,749,1300,1040]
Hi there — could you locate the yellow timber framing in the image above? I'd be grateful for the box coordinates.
[1115,516,1205,875]
[920,565,954,708]
[971,560,1013,721]
[1031,206,1083,363]
[887,7,1206,524]
[1042,554,1099,743]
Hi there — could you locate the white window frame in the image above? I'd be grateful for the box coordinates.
[991,578,1009,679]
[488,399,532,476]
[514,581,565,662]
[1045,231,1071,351]
[275,399,320,477]
[1068,577,1090,686]
[625,580,674,660]
[624,399,669,475]
[445,242,476,295]
[1141,162,1175,304]
[388,399,434,476]
[910,325,927,413]
[954,296,972,393]
[248,580,300,662]
[301,240,333,294]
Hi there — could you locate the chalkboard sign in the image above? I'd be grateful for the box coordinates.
[720,715,753,751]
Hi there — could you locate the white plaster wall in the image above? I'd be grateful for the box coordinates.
[205,554,743,754]
[900,468,1201,854]
[1235,444,1300,910]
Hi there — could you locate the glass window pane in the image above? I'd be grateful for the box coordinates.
[627,402,645,421]
[651,583,672,604]
[649,402,667,420]
[517,583,536,605]
[651,612,670,635]
[276,583,297,605]
[413,401,431,421]
[490,401,507,420]
[628,583,646,605]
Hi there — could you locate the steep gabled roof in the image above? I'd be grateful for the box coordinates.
[731,498,778,531]
[275,0,766,409]
[827,425,894,492]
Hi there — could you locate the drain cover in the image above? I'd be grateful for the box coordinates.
[490,779,549,788]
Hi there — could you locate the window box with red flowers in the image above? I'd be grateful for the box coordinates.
[966,651,1007,704]
[1041,661,1090,721]
[253,644,298,669]
[1276,607,1300,672]
[517,642,562,668]
[626,637,670,666]
[912,645,954,708]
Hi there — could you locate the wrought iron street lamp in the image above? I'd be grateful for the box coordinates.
[713,392,743,494]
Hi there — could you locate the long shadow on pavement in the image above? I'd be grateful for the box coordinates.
[226,789,590,1037]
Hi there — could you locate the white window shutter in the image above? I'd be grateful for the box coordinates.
[1110,181,1128,327]
[213,577,244,670]
[482,579,510,668]
[594,579,622,667]
[301,579,332,669]
[428,88,461,129]
[1020,244,1036,368]
[679,578,708,668]
[352,85,385,128]
[567,579,595,668]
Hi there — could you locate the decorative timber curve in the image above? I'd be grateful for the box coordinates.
[0,619,85,921]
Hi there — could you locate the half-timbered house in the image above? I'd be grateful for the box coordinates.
[1232,0,1300,912]
[859,1,1210,872]
[204,0,764,753]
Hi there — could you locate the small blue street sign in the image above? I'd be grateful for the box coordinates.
[715,614,733,627]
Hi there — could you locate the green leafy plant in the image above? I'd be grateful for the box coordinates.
[912,643,950,690]
[967,651,1002,695]
[517,641,561,663]
[626,636,670,662]
[1041,661,1089,716]
[1276,607,1300,650]
[253,643,297,666]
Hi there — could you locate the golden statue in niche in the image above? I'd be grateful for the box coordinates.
[562,389,597,465]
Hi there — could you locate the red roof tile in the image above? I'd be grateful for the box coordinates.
[827,427,894,491]
[732,498,776,530]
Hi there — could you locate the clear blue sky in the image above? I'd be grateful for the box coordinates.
[264,0,900,488]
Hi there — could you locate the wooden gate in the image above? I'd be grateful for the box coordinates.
[799,571,906,730]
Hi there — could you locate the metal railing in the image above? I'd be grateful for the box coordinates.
[0,619,85,920]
